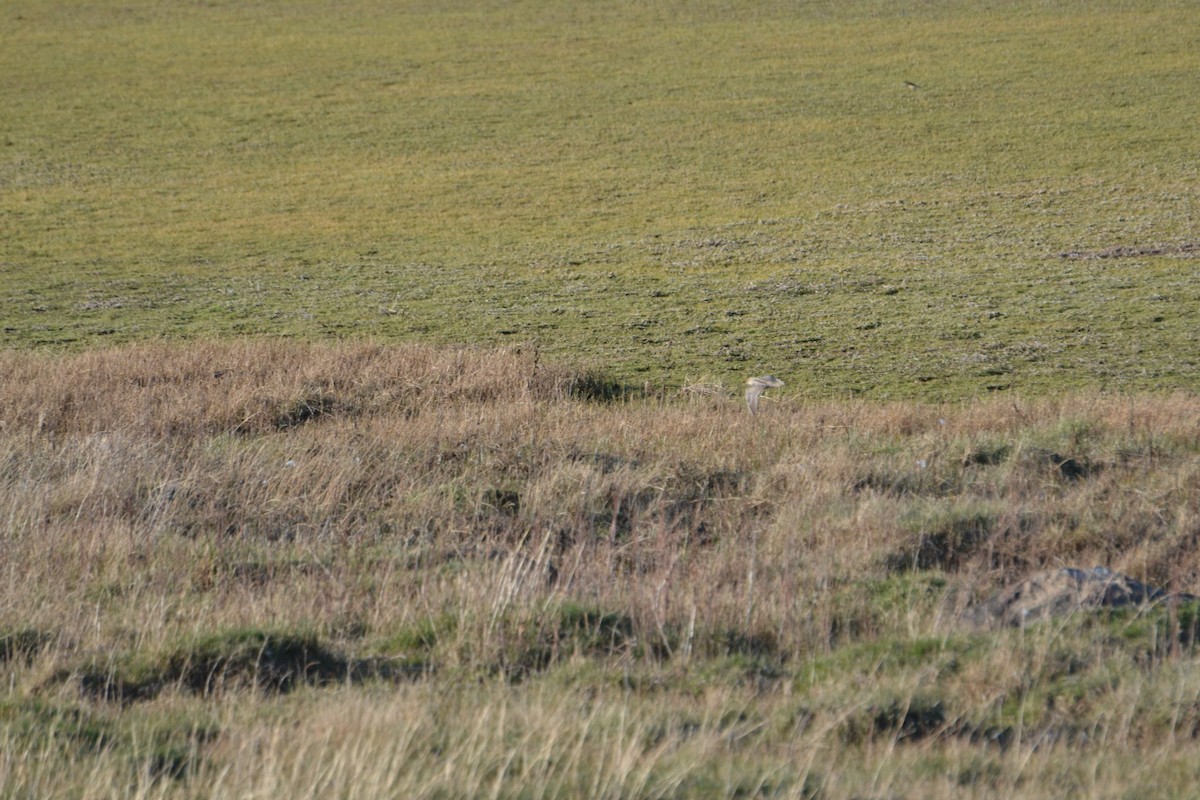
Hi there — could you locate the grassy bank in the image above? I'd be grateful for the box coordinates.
[4,0,1200,395]
[5,0,1200,794]
[3,342,1200,796]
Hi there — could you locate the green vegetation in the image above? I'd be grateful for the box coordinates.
[4,0,1199,396]
[5,0,1200,794]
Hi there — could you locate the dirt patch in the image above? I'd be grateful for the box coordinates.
[1057,242,1200,260]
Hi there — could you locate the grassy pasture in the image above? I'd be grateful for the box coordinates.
[3,0,1199,396]
[4,341,1200,797]
[5,1,1200,796]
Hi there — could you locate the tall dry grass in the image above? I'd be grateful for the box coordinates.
[3,341,1200,797]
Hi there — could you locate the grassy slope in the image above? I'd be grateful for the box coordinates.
[4,342,1200,797]
[3,0,1199,396]
[4,1,1200,795]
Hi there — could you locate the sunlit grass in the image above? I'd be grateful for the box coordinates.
[3,342,1200,796]
[3,0,1199,394]
[5,0,1200,793]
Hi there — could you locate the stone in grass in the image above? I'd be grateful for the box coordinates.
[962,567,1197,630]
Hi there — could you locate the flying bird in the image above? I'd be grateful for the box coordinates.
[745,375,785,415]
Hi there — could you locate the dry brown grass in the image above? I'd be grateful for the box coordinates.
[4,341,1200,797]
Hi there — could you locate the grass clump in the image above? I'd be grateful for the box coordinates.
[0,697,216,786]
[0,629,53,666]
[841,696,950,744]
[77,628,348,703]
[889,502,1000,571]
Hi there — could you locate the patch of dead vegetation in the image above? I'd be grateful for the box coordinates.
[0,341,588,439]
[2,342,1200,690]
[1057,241,1200,260]
[2,343,1200,800]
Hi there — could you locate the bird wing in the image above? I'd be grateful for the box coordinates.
[745,383,766,414]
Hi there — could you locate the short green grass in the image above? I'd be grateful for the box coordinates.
[4,0,1199,396]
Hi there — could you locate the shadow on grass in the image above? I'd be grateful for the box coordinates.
[886,506,998,572]
[1,628,54,664]
[75,629,430,705]
[0,696,218,781]
[496,603,638,682]
[71,607,646,701]
[566,372,638,403]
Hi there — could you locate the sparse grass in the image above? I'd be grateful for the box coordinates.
[3,0,1200,395]
[3,341,1200,796]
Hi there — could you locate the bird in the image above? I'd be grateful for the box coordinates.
[904,80,922,90]
[745,375,784,415]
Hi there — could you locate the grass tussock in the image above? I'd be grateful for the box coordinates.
[4,341,1200,796]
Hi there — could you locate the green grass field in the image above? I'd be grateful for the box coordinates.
[4,0,1198,396]
[5,1,1200,797]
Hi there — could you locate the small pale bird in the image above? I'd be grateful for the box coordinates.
[745,375,785,415]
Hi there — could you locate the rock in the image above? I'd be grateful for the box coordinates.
[961,567,1197,630]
